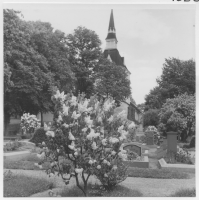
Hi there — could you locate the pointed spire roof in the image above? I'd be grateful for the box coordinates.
[106,9,117,42]
[108,9,115,32]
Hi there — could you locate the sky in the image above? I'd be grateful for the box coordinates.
[3,3,195,104]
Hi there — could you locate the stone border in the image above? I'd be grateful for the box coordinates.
[124,150,149,168]
[158,158,195,173]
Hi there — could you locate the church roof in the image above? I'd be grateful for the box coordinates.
[105,9,117,41]
[104,49,127,69]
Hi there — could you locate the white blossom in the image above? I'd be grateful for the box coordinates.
[57,115,63,123]
[71,111,81,120]
[97,165,101,169]
[63,123,69,128]
[37,152,45,159]
[101,139,107,146]
[38,165,43,169]
[70,96,77,106]
[88,160,94,165]
[85,116,93,127]
[63,104,69,116]
[128,122,136,129]
[111,151,116,156]
[107,115,113,123]
[73,152,78,157]
[46,131,55,137]
[75,168,83,174]
[112,165,117,170]
[103,159,108,164]
[91,142,97,150]
[82,127,88,132]
[104,173,108,178]
[109,137,119,144]
[68,132,75,140]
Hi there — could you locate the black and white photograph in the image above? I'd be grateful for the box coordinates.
[3,0,197,198]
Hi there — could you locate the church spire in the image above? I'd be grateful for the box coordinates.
[108,9,115,32]
[105,9,117,49]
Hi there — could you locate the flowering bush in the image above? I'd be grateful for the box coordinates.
[145,126,158,133]
[166,148,193,164]
[20,113,40,135]
[34,90,132,196]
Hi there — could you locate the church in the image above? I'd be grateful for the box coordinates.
[103,10,143,129]
[7,9,143,135]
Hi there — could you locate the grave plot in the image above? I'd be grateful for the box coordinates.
[122,143,149,168]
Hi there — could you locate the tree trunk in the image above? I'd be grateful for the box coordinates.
[40,111,44,127]
[4,112,11,136]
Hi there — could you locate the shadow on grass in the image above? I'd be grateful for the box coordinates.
[4,170,54,197]
[128,167,190,179]
[61,183,143,197]
[170,188,195,197]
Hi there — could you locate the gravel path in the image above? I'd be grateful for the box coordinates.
[4,169,195,197]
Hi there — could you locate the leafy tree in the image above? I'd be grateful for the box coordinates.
[158,93,195,141]
[93,57,131,103]
[3,9,74,134]
[137,103,145,113]
[143,109,160,128]
[4,9,52,134]
[145,58,195,110]
[66,26,102,96]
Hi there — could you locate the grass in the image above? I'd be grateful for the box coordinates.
[4,154,50,170]
[61,183,143,197]
[170,188,196,197]
[127,167,190,179]
[4,170,54,197]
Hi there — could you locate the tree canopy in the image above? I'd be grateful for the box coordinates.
[66,26,102,96]
[4,9,74,133]
[144,58,195,111]
[93,57,131,103]
[158,93,195,141]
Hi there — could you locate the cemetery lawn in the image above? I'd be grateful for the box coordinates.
[170,188,196,197]
[128,167,190,179]
[61,184,143,197]
[4,172,54,197]
[4,154,50,170]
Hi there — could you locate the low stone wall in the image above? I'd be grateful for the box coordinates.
[124,150,149,168]
[158,158,195,173]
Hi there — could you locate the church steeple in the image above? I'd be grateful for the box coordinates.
[108,9,115,33]
[105,9,118,49]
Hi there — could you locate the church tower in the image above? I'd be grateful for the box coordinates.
[104,10,143,130]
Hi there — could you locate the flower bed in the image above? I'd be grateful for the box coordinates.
[123,150,149,168]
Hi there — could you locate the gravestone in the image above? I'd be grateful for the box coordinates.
[145,131,154,145]
[123,144,142,156]
[167,131,177,153]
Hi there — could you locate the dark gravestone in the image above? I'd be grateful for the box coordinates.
[145,131,154,145]
[123,144,142,156]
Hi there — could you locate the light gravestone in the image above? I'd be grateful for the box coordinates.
[123,144,142,156]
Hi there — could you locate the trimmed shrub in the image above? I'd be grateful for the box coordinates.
[30,128,47,145]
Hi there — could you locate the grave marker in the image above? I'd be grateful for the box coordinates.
[123,144,142,156]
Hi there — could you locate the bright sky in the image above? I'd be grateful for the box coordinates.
[4,3,195,104]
